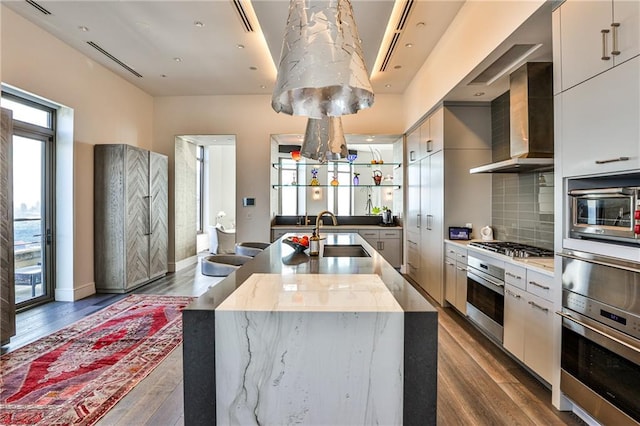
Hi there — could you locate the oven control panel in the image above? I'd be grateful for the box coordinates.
[563,291,640,340]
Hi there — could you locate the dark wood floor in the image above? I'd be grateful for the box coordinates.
[4,260,585,425]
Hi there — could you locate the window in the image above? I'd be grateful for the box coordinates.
[279,158,302,215]
[327,162,353,215]
[195,145,204,233]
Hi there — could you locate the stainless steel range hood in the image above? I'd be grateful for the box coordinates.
[471,62,554,174]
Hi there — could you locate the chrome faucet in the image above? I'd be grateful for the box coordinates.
[315,210,338,239]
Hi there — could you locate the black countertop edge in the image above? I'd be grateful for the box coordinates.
[186,232,435,314]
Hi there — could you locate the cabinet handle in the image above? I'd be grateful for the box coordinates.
[528,301,549,313]
[529,280,550,291]
[417,213,421,228]
[427,214,433,230]
[601,29,611,60]
[426,140,433,152]
[445,261,455,266]
[378,241,384,251]
[595,156,629,164]
[410,150,416,162]
[456,266,466,272]
[506,289,521,299]
[143,195,152,236]
[448,249,455,254]
[505,272,522,280]
[611,22,621,56]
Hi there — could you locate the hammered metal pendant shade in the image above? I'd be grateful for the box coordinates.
[271,0,374,119]
[301,115,347,162]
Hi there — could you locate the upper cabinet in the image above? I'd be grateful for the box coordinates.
[554,0,640,177]
[406,107,444,163]
[555,0,639,92]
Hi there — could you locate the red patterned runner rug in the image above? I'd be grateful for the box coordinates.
[0,294,193,425]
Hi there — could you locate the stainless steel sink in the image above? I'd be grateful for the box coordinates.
[322,244,370,257]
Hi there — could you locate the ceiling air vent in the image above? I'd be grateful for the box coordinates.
[25,0,52,15]
[379,0,415,72]
[86,42,143,78]
[231,0,255,33]
[469,44,541,85]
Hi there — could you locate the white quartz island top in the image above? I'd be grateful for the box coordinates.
[217,273,403,312]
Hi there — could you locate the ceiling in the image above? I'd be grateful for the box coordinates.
[3,0,553,143]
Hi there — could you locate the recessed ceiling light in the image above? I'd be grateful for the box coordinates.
[249,66,257,71]
[416,22,426,28]
[237,44,245,49]
[161,74,167,78]
[405,43,413,48]
[474,92,485,97]
[385,84,392,88]
[394,65,402,69]
[260,85,266,89]
[78,25,89,32]
[366,138,374,142]
[174,57,182,62]
[194,21,204,27]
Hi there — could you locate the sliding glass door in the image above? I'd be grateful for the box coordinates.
[1,93,55,309]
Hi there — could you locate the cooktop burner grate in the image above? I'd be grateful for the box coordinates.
[469,241,554,258]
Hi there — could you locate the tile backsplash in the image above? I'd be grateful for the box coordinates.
[491,172,554,250]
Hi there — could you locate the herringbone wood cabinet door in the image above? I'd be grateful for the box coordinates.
[149,152,168,279]
[125,146,150,289]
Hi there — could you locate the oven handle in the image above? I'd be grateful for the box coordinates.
[558,252,640,274]
[467,269,504,293]
[567,187,634,197]
[557,311,640,356]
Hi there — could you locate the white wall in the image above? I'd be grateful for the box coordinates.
[1,6,154,300]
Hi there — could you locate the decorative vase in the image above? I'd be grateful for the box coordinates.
[310,167,320,186]
[353,173,360,186]
[331,175,339,186]
[373,170,382,186]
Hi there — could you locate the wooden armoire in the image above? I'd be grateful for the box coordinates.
[1,108,15,345]
[94,144,168,293]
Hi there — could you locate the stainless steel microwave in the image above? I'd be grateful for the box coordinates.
[569,187,640,244]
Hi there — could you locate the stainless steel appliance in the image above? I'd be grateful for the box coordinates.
[568,187,640,244]
[559,250,640,425]
[466,252,505,343]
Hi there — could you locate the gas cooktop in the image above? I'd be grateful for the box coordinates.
[469,241,554,258]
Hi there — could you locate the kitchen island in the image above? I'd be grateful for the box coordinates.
[183,233,437,425]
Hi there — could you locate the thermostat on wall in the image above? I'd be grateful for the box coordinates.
[243,197,255,207]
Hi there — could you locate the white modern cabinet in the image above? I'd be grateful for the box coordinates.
[555,0,639,92]
[444,243,467,314]
[404,104,492,305]
[554,0,640,178]
[504,268,554,384]
[359,229,402,268]
[558,56,640,177]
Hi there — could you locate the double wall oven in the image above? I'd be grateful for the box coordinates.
[559,250,640,425]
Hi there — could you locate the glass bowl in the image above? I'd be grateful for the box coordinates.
[282,237,309,254]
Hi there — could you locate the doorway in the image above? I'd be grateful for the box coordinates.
[174,135,236,267]
[1,93,55,309]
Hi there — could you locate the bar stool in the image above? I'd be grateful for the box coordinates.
[235,242,270,257]
[201,254,252,277]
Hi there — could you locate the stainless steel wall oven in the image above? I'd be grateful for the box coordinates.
[559,250,640,425]
[466,252,505,343]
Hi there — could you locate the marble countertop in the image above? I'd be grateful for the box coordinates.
[217,273,403,312]
[445,239,555,275]
[187,233,434,314]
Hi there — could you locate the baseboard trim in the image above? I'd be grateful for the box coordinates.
[171,255,198,272]
[55,281,96,302]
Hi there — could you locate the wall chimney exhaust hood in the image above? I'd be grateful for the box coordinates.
[470,62,554,174]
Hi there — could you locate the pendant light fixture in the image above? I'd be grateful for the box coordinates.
[271,0,374,119]
[301,115,347,163]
